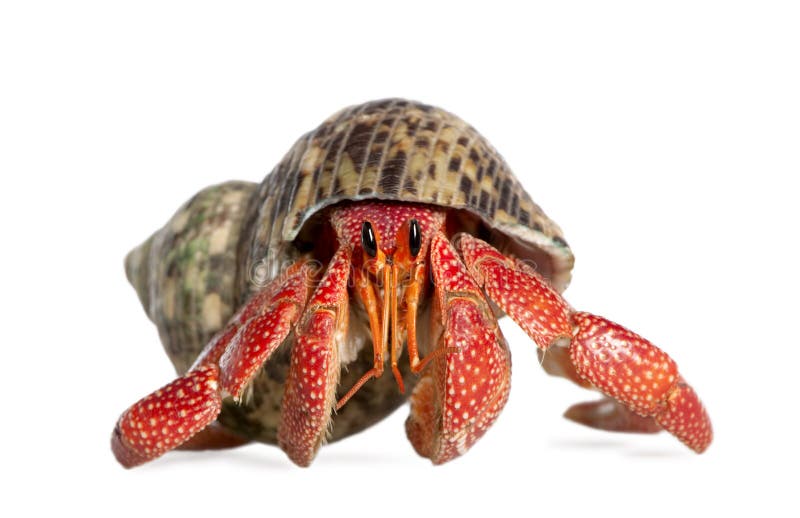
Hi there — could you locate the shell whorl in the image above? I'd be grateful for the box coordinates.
[125,181,258,373]
[245,98,573,291]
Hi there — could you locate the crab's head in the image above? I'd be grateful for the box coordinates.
[330,201,446,393]
[332,201,444,276]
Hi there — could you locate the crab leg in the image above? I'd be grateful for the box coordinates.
[406,232,511,464]
[456,233,712,453]
[111,260,315,468]
[278,245,352,467]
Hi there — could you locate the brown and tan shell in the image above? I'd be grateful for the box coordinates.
[124,98,574,446]
[241,98,573,297]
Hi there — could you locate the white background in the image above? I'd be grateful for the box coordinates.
[1,1,798,516]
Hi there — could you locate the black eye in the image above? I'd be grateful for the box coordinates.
[361,221,377,257]
[409,219,421,257]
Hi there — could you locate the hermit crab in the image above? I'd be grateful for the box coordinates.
[112,98,712,467]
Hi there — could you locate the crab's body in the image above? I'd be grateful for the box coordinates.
[114,99,711,467]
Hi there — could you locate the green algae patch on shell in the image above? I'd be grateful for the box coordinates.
[125,181,258,373]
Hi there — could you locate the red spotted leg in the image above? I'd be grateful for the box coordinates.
[278,245,352,467]
[111,260,316,468]
[406,232,511,464]
[456,234,712,453]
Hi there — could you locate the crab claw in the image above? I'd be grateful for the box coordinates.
[406,232,511,464]
[570,312,712,453]
[457,234,713,453]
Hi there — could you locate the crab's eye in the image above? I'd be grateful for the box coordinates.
[409,219,421,257]
[361,221,378,258]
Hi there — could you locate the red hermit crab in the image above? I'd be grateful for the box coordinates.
[113,99,712,467]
